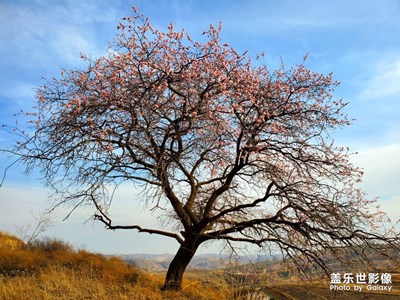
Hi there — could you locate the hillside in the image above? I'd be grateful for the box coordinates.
[1,231,399,299]
[0,231,230,300]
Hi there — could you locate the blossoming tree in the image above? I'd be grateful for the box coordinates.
[5,8,398,290]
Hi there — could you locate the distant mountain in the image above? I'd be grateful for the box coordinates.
[118,253,226,271]
[118,253,275,272]
[119,254,173,271]
[118,245,400,274]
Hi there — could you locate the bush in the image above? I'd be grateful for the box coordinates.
[26,237,73,253]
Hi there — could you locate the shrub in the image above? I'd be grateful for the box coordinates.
[0,247,46,276]
[26,237,73,253]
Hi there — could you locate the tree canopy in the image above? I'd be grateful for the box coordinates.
[3,8,398,290]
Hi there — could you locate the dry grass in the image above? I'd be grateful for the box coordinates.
[3,231,399,299]
[0,231,232,300]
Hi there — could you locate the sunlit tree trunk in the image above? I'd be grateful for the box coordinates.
[162,237,199,290]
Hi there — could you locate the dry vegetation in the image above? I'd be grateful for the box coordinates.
[1,231,399,299]
[0,231,232,300]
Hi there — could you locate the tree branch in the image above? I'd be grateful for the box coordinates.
[94,214,184,244]
[91,193,184,244]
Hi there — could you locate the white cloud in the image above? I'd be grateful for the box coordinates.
[50,0,118,24]
[353,144,400,196]
[49,27,97,64]
[211,0,400,37]
[351,143,400,223]
[360,59,400,100]
[0,0,118,68]
[336,53,400,148]
[0,0,123,115]
[0,185,48,228]
[380,195,400,224]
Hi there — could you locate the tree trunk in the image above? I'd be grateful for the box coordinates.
[162,238,199,290]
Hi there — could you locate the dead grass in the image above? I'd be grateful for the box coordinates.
[0,231,232,300]
[3,231,399,299]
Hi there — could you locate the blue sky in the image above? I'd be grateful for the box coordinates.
[0,0,399,255]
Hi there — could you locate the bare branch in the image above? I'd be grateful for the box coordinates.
[94,214,184,244]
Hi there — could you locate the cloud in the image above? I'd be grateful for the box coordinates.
[0,81,36,121]
[380,195,400,223]
[360,59,400,100]
[0,0,119,68]
[49,27,97,64]
[0,0,127,118]
[353,143,400,196]
[351,143,400,225]
[0,185,48,228]
[204,0,400,36]
[336,52,400,148]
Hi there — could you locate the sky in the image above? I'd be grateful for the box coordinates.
[0,0,399,255]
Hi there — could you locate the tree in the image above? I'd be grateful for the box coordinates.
[3,8,398,290]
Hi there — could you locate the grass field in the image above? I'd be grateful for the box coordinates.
[0,231,232,299]
[1,231,399,300]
